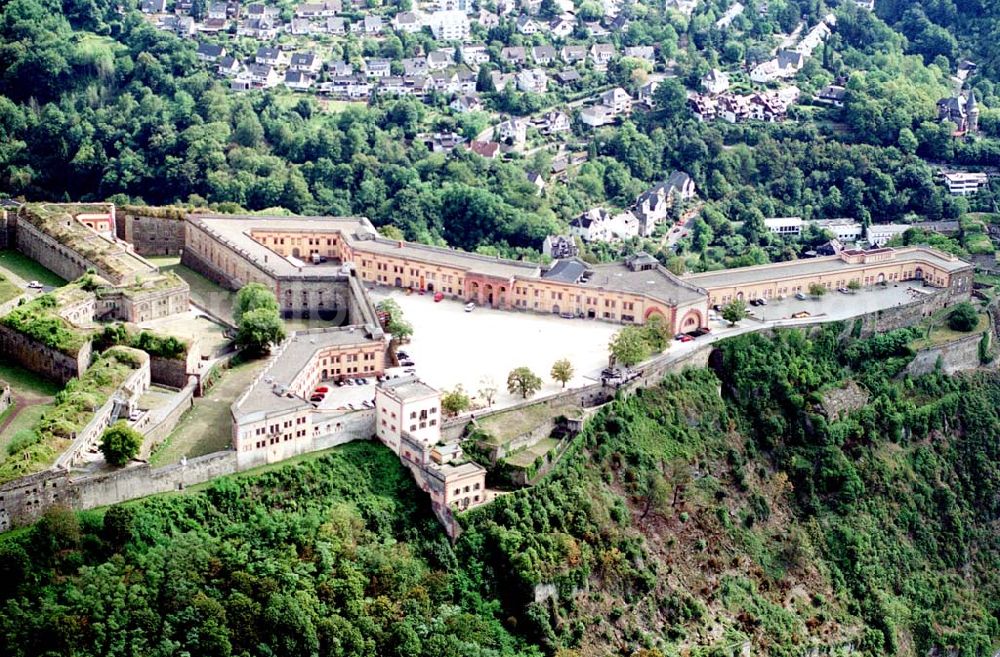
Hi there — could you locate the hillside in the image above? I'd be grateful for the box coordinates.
[1,326,997,657]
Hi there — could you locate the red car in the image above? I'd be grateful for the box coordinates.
[434,292,444,302]
[314,386,329,393]
[679,335,694,342]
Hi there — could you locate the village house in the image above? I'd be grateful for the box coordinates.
[324,16,346,34]
[815,84,846,107]
[496,118,528,146]
[538,110,571,134]
[570,207,641,242]
[715,1,744,28]
[542,234,579,260]
[527,171,546,195]
[702,68,730,94]
[428,10,470,40]
[469,140,500,159]
[364,58,392,77]
[284,70,314,91]
[393,11,422,33]
[532,45,557,65]
[217,55,242,76]
[561,45,587,64]
[500,46,527,65]
[579,104,614,127]
[516,68,548,94]
[427,49,453,70]
[460,44,490,66]
[624,45,655,64]
[516,14,540,34]
[296,0,341,17]
[940,171,989,195]
[638,80,659,108]
[290,52,321,74]
[196,42,226,62]
[555,68,581,86]
[450,94,483,113]
[255,46,285,67]
[589,43,616,70]
[600,87,632,115]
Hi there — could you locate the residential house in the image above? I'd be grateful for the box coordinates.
[496,0,516,15]
[532,45,557,65]
[290,18,313,35]
[810,219,863,242]
[624,46,655,64]
[688,93,718,121]
[589,43,615,70]
[716,93,750,122]
[248,63,281,88]
[363,15,383,34]
[516,68,547,94]
[284,70,314,91]
[245,3,280,18]
[319,76,370,99]
[664,0,698,15]
[941,171,989,195]
[937,92,980,134]
[749,49,803,83]
[763,216,803,236]
[196,43,226,62]
[199,18,229,33]
[538,110,570,134]
[495,118,527,146]
[426,49,453,70]
[570,208,640,242]
[554,68,581,85]
[450,94,483,113]
[490,71,515,91]
[231,72,253,91]
[393,11,423,33]
[469,140,500,159]
[324,16,346,34]
[161,15,196,36]
[328,60,353,76]
[460,44,490,66]
[217,55,242,76]
[207,2,229,19]
[428,10,470,40]
[516,14,540,34]
[365,58,392,77]
[500,46,527,65]
[815,84,846,107]
[542,234,579,259]
[290,52,321,73]
[600,87,632,115]
[477,9,500,28]
[141,0,167,12]
[174,0,193,13]
[422,131,466,153]
[561,45,587,64]
[255,46,285,67]
[237,17,278,38]
[456,70,477,93]
[702,68,729,95]
[579,104,614,127]
[548,17,574,37]
[715,1,744,28]
[638,80,659,108]
[296,1,341,17]
[527,171,546,195]
[402,57,429,76]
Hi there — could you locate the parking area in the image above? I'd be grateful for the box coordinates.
[741,282,930,323]
[368,288,621,410]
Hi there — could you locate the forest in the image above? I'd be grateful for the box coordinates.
[2,326,997,656]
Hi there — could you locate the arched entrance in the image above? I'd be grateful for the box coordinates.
[736,291,744,301]
[427,282,435,292]
[469,281,480,301]
[484,284,494,306]
[914,267,923,280]
[644,307,666,322]
[877,273,885,284]
[394,277,402,287]
[292,247,300,258]
[552,304,560,314]
[680,309,703,331]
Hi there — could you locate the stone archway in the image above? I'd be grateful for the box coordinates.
[877,273,885,284]
[394,277,402,287]
[292,247,300,258]
[914,267,923,280]
[484,284,495,306]
[552,304,560,314]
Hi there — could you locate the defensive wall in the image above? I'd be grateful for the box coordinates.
[117,207,187,256]
[137,378,198,459]
[0,323,93,386]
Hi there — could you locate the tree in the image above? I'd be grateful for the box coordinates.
[234,283,279,323]
[100,421,142,466]
[507,367,542,399]
[644,315,671,353]
[652,79,687,116]
[848,279,861,292]
[609,326,649,367]
[722,299,748,326]
[808,282,827,297]
[441,385,471,416]
[550,358,574,388]
[948,302,979,332]
[478,376,498,407]
[236,307,286,355]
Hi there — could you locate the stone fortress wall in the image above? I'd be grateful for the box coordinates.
[117,207,187,256]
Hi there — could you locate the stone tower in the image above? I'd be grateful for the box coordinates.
[966,89,979,134]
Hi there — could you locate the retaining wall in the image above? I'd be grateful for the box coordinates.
[906,332,995,376]
[138,379,197,458]
[119,212,186,256]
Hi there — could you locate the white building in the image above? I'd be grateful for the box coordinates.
[810,219,863,242]
[495,118,527,145]
[764,216,803,236]
[866,223,912,247]
[941,171,989,196]
[600,87,633,115]
[428,10,470,40]
[702,69,730,95]
[375,378,442,455]
[570,208,641,242]
[516,68,548,94]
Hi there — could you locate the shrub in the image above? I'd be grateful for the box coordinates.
[100,421,143,467]
[947,302,979,332]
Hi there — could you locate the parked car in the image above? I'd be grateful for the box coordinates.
[691,327,711,337]
[314,386,329,394]
[344,379,355,386]
[757,297,768,306]
[795,292,808,300]
[791,311,811,319]
[674,333,687,340]
[434,292,444,302]
[397,351,409,359]
[465,302,475,312]
[837,287,851,294]
[400,360,415,367]
[310,394,325,402]
[749,298,763,306]
[355,378,366,385]
[678,334,694,342]
[128,409,141,422]
[27,280,42,289]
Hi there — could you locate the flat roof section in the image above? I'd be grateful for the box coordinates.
[684,247,970,290]
[233,326,382,422]
[586,262,706,305]
[347,236,542,280]
[377,376,439,402]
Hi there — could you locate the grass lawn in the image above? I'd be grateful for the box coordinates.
[476,398,578,447]
[0,401,54,459]
[0,250,65,287]
[0,362,61,397]
[505,437,560,468]
[0,274,20,304]
[150,358,268,466]
[911,314,990,350]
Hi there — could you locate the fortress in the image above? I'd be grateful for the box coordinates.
[0,202,977,532]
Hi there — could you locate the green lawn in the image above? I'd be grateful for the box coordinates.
[0,362,61,397]
[0,401,54,459]
[911,314,990,350]
[0,274,19,304]
[0,250,66,287]
[476,399,578,446]
[505,437,561,468]
[150,358,267,466]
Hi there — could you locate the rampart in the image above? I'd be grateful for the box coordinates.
[118,208,187,256]
[0,323,92,385]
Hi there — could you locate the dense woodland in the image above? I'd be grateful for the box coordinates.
[1,326,997,656]
[4,0,1000,263]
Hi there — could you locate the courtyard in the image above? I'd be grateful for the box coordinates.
[369,288,621,410]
